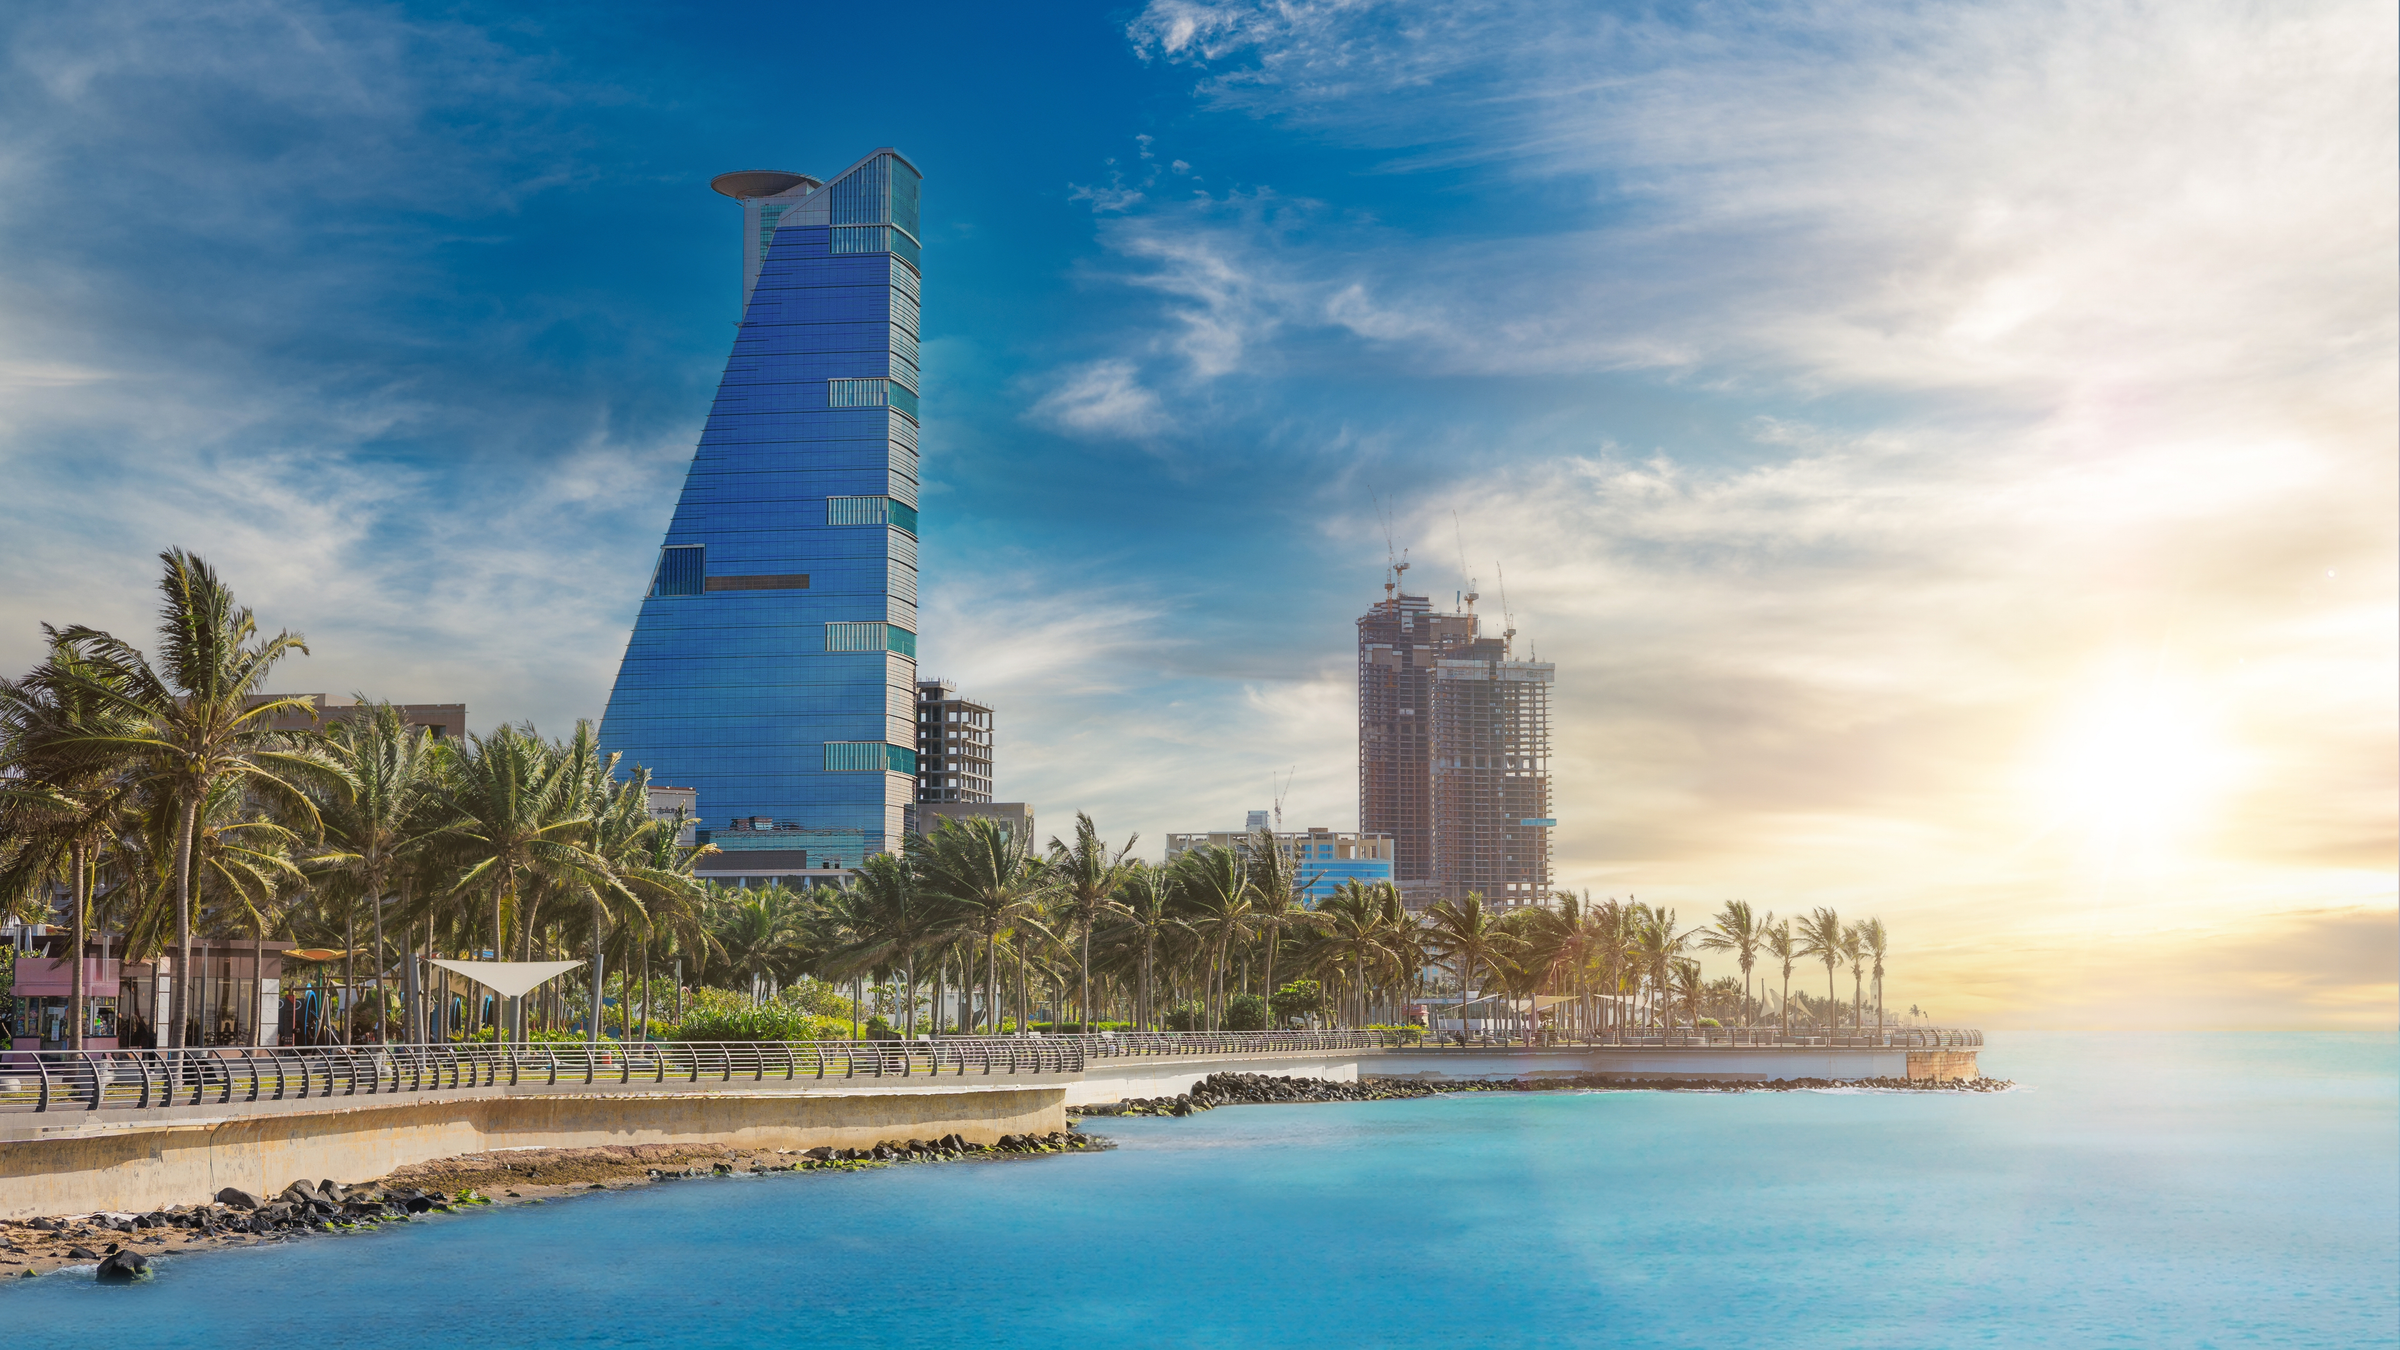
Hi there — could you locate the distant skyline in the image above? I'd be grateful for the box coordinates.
[0,1,2389,1029]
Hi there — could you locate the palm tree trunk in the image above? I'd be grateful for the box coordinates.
[69,844,86,1052]
[1262,924,1278,1023]
[173,796,198,1049]
[342,907,357,1047]
[370,881,388,1044]
[587,896,603,1046]
[254,915,269,1046]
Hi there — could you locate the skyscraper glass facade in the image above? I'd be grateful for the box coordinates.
[599,149,923,868]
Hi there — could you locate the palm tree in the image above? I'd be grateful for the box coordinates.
[48,551,327,1047]
[307,702,441,1043]
[1858,918,1889,1035]
[1794,908,1846,1039]
[0,633,147,1050]
[1694,900,1768,1030]
[577,758,705,1042]
[181,782,304,1043]
[1582,898,1638,1041]
[1047,813,1135,1033]
[1242,826,1323,1018]
[1423,893,1516,1040]
[705,882,812,1006]
[1841,922,1867,1038]
[1764,919,1796,1041]
[615,802,715,1040]
[1307,880,1411,1029]
[430,723,607,1037]
[1170,844,1261,1030]
[825,851,952,1038]
[913,816,1050,1034]
[1496,906,1574,1044]
[429,723,621,1040]
[1109,861,1176,1031]
[1632,906,1693,1034]
[1670,957,1706,1034]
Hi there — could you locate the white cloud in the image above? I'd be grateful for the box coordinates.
[1026,359,1170,439]
[1118,0,2397,406]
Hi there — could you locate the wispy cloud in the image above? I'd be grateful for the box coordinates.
[1122,0,2397,402]
[1027,359,1170,439]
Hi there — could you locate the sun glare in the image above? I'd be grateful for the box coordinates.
[2029,669,2235,865]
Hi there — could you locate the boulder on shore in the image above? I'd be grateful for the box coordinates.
[95,1250,150,1282]
[215,1187,264,1210]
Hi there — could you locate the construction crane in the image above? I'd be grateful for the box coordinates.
[1452,511,1476,617]
[1495,563,1517,653]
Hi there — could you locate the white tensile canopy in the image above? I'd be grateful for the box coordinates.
[426,959,585,1000]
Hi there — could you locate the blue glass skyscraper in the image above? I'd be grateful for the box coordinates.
[599,149,923,870]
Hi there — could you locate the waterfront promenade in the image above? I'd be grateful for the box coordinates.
[0,1028,1981,1217]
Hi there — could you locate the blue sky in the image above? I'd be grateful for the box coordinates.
[1,0,2392,1024]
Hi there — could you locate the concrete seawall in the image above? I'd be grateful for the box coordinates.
[0,1079,1071,1219]
[1067,1053,1360,1107]
[0,1049,1360,1218]
[1363,1046,1980,1083]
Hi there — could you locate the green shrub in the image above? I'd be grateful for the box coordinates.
[1162,1001,1206,1032]
[1269,980,1324,1024]
[658,988,853,1042]
[450,1027,612,1045]
[1224,992,1269,1032]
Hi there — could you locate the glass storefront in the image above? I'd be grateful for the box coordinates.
[8,995,117,1048]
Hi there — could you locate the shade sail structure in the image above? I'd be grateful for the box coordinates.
[426,959,585,1000]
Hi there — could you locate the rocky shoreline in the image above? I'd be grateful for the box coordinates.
[1070,1070,2016,1117]
[1,1128,1104,1281]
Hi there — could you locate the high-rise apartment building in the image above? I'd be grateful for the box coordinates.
[1428,634,1555,903]
[915,679,993,803]
[1357,587,1479,887]
[1358,577,1554,905]
[599,150,924,872]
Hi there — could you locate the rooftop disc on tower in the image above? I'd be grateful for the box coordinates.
[711,169,819,200]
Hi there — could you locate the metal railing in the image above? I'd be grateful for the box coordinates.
[1071,1030,1391,1058]
[0,1031,1389,1116]
[0,1039,1081,1115]
[1405,1027,1984,1051]
[0,1027,1981,1115]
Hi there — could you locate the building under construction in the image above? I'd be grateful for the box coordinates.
[1357,568,1554,906]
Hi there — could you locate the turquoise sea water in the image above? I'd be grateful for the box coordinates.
[8,1033,2395,1347]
